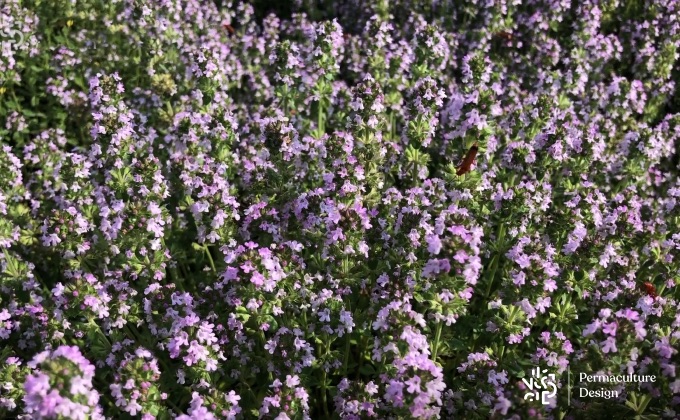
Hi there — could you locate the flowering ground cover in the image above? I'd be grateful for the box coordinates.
[1,0,680,418]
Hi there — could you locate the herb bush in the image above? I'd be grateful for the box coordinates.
[1,0,680,418]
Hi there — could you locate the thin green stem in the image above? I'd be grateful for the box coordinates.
[471,334,480,354]
[10,89,21,111]
[322,370,330,417]
[358,335,365,373]
[165,393,183,414]
[156,355,176,379]
[176,263,189,291]
[389,111,395,141]
[343,333,351,377]
[485,253,500,299]
[485,221,506,299]
[431,321,444,362]
[125,324,141,342]
[259,329,274,382]
[321,335,330,418]
[204,245,216,273]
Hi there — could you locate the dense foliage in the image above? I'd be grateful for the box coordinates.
[1,0,680,418]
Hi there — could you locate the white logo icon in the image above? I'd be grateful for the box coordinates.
[522,367,558,405]
[1,29,25,47]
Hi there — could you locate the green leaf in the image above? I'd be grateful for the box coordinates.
[359,363,376,376]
